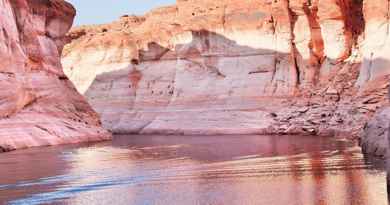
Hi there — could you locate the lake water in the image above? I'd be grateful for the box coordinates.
[0,135,387,205]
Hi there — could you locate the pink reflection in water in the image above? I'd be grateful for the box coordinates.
[0,135,387,205]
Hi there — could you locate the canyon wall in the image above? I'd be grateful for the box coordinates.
[63,0,390,156]
[0,0,111,152]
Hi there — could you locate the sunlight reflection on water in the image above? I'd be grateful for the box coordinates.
[0,135,387,205]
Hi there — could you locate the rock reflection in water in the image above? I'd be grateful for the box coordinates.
[0,135,387,205]
[387,167,390,204]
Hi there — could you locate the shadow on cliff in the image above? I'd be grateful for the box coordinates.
[84,28,384,99]
[82,29,307,134]
[84,29,296,98]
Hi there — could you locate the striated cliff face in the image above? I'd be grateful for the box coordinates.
[63,0,390,155]
[0,0,111,152]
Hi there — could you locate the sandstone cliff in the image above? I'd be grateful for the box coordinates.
[62,0,390,156]
[0,0,111,152]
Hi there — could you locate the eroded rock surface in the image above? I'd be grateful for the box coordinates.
[62,0,390,155]
[360,106,390,157]
[0,0,111,152]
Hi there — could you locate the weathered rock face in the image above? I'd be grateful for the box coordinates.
[0,0,111,152]
[360,106,390,157]
[62,0,389,154]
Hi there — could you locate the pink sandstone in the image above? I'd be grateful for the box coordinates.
[0,0,111,152]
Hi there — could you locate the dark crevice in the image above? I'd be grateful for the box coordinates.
[287,3,301,89]
[343,0,365,46]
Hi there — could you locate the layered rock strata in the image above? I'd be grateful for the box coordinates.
[63,0,390,156]
[0,0,111,152]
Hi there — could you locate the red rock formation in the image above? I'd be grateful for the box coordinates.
[62,0,389,156]
[0,0,111,152]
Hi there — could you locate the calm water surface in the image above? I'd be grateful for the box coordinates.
[0,135,387,205]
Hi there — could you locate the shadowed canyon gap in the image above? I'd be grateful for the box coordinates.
[0,0,111,152]
[62,0,390,157]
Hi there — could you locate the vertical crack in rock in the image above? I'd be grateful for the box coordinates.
[287,1,301,89]
[270,0,300,94]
